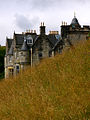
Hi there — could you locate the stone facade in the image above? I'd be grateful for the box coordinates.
[5,23,62,78]
[61,16,90,48]
[5,16,90,78]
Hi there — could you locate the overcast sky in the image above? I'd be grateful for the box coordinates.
[0,0,90,45]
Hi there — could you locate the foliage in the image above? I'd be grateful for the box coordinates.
[0,41,89,120]
[0,46,6,79]
[88,32,90,37]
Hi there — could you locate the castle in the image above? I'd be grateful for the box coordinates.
[5,15,90,78]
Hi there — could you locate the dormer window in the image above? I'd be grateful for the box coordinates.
[27,39,33,44]
[26,35,33,45]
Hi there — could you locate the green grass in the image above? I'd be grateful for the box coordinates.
[0,40,89,120]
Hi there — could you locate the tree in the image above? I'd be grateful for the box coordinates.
[88,32,90,37]
[0,46,6,80]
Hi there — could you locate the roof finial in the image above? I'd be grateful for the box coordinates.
[74,12,76,18]
[14,30,15,34]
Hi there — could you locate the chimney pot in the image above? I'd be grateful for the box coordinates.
[41,22,42,26]
[64,22,65,26]
[29,29,30,33]
[34,30,36,33]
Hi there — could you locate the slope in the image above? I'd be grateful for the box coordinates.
[0,40,89,120]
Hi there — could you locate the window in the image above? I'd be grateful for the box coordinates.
[27,35,33,45]
[49,51,52,57]
[16,66,19,74]
[21,52,23,55]
[72,24,75,28]
[27,39,33,44]
[58,46,63,53]
[39,52,43,59]
[9,69,14,77]
[38,47,43,51]
[19,52,23,56]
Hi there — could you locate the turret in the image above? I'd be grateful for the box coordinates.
[70,13,81,28]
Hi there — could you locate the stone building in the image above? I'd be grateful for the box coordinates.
[5,23,62,78]
[61,15,90,48]
[5,15,90,78]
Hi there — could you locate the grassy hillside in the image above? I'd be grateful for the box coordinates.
[0,40,89,120]
[0,46,6,80]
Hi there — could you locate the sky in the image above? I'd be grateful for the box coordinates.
[0,0,90,45]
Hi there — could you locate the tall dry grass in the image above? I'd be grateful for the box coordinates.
[0,40,90,120]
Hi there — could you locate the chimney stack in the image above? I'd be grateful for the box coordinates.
[40,22,46,35]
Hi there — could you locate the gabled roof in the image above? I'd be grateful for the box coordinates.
[47,34,60,47]
[14,33,38,46]
[14,34,24,45]
[25,34,38,44]
[52,39,64,51]
[32,34,60,50]
[8,45,13,55]
[21,41,28,51]
[14,32,61,51]
[7,38,13,48]
[32,35,40,45]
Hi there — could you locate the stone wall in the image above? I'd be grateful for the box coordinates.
[68,32,88,44]
[32,36,51,65]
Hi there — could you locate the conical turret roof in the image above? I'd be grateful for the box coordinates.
[71,15,81,27]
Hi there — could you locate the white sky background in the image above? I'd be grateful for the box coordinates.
[0,0,90,45]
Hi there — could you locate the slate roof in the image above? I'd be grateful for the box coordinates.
[21,41,28,51]
[29,34,37,43]
[14,33,61,51]
[71,17,80,27]
[47,34,60,47]
[8,45,13,55]
[15,33,38,46]
[53,39,64,50]
[15,34,24,45]
[33,35,39,44]
[32,34,61,50]
[7,38,13,49]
